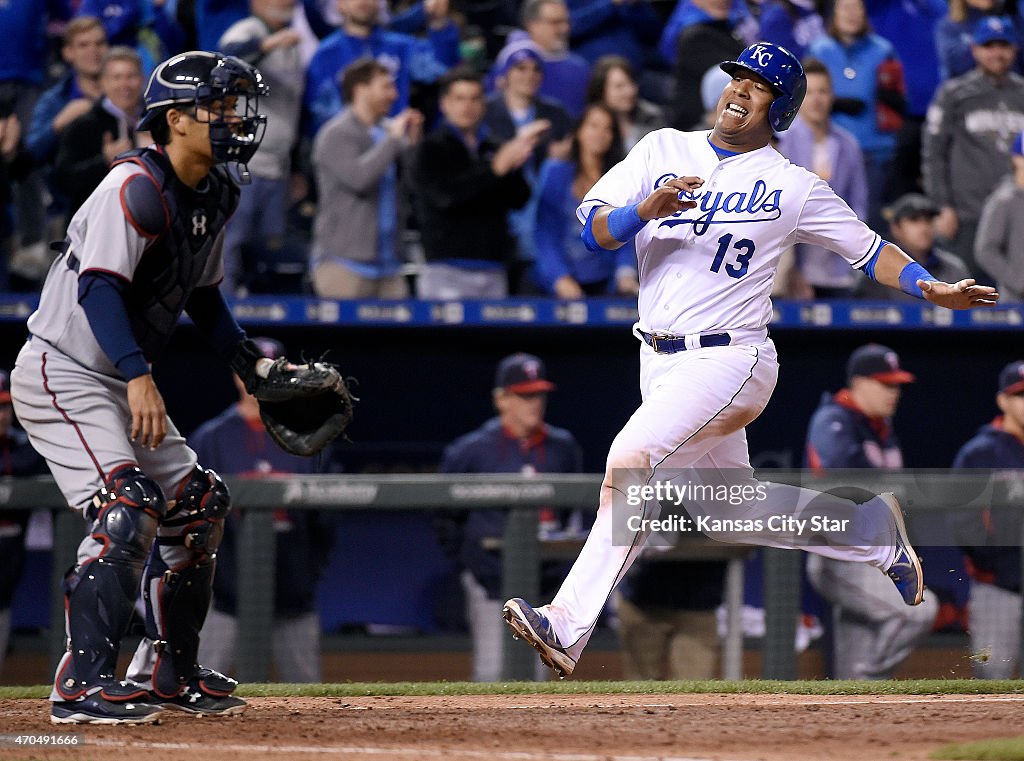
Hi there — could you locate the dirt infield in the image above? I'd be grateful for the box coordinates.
[1,693,1020,760]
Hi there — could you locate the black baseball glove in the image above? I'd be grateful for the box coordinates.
[232,340,355,456]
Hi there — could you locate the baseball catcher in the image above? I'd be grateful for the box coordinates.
[231,339,355,457]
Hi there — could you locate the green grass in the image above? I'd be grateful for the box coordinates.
[2,679,1023,700]
[931,737,1024,760]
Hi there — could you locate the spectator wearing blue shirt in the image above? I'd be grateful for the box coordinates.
[505,0,592,118]
[776,58,868,298]
[437,353,583,682]
[76,0,186,76]
[865,0,946,200]
[26,18,108,168]
[195,337,333,684]
[304,0,458,136]
[565,0,660,72]
[935,0,1014,81]
[807,0,906,230]
[193,0,250,52]
[952,360,1024,679]
[0,0,71,257]
[758,0,825,61]
[531,103,638,298]
[804,345,937,680]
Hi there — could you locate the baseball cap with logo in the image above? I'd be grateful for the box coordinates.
[972,15,1016,45]
[847,344,916,385]
[0,369,10,404]
[495,353,556,394]
[998,360,1024,395]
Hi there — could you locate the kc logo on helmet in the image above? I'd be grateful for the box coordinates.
[750,45,774,67]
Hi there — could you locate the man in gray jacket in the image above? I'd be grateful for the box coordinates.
[975,132,1024,302]
[923,15,1024,276]
[311,58,423,298]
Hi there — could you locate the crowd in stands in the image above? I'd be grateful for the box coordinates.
[2,0,1024,300]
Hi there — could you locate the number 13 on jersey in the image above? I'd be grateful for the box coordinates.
[710,233,755,278]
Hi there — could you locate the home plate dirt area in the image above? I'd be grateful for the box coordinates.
[1,693,1021,760]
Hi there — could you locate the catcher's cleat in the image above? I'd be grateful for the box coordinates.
[51,692,162,725]
[502,598,576,678]
[880,492,924,606]
[150,686,247,716]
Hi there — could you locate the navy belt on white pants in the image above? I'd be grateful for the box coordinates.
[639,330,731,354]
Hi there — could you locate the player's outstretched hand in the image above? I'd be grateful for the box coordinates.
[920,278,1000,310]
[127,374,168,450]
[638,176,703,220]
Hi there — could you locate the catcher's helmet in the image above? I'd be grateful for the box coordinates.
[138,51,269,175]
[719,42,806,132]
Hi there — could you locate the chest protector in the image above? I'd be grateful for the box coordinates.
[111,147,239,360]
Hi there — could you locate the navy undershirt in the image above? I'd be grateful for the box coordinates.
[78,272,245,381]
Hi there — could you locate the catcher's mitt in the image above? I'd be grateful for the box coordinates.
[232,341,355,456]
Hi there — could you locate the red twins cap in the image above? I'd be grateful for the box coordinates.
[0,369,10,404]
[847,344,916,385]
[253,336,285,360]
[495,353,556,394]
[999,360,1024,396]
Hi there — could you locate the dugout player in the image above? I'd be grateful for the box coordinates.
[804,344,937,679]
[10,51,284,723]
[953,360,1024,678]
[503,42,999,678]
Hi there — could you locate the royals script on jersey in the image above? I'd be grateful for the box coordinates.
[577,129,881,335]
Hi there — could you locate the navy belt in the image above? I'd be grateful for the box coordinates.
[640,330,731,354]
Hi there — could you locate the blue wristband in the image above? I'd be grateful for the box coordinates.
[898,261,937,299]
[607,203,645,243]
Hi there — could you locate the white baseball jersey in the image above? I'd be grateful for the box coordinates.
[577,129,881,335]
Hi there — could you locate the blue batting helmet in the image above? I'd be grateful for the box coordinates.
[138,51,269,174]
[719,42,806,132]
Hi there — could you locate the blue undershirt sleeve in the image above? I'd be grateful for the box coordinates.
[77,271,150,381]
[184,284,247,359]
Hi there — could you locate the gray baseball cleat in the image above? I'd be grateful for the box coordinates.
[51,692,162,725]
[502,598,577,678]
[880,492,924,606]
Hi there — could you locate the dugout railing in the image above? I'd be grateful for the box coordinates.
[1,471,1021,682]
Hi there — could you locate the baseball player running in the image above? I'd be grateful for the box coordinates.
[10,51,319,724]
[503,42,1000,678]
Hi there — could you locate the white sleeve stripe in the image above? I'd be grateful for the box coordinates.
[850,233,883,269]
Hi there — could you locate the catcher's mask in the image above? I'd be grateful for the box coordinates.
[138,51,269,182]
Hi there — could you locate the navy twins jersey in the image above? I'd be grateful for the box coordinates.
[27,147,238,376]
[577,129,881,336]
[804,390,903,471]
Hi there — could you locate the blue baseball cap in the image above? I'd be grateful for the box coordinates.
[972,15,1016,45]
[999,360,1024,395]
[495,41,543,77]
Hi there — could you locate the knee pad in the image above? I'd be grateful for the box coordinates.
[164,465,231,555]
[55,465,166,700]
